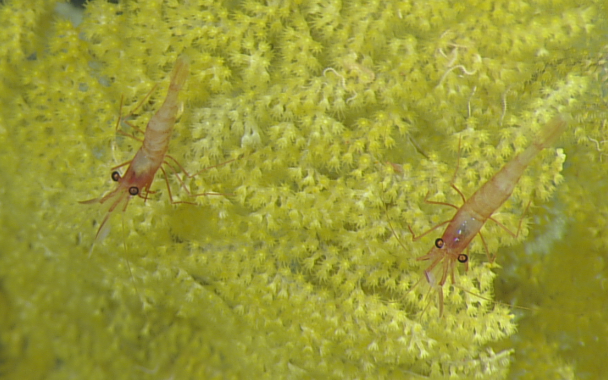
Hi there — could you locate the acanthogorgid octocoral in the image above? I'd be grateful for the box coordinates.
[1,0,607,379]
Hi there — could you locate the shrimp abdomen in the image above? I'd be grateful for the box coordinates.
[142,56,190,159]
[464,115,568,220]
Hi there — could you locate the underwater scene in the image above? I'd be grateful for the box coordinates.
[0,0,606,379]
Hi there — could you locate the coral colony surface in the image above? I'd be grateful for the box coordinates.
[0,1,607,379]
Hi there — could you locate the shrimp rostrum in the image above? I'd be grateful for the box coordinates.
[408,114,568,316]
[81,56,190,240]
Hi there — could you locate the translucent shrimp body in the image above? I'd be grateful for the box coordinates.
[416,115,568,314]
[81,57,190,239]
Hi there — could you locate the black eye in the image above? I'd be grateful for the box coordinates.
[435,238,445,249]
[129,186,139,196]
[111,171,121,182]
[457,254,468,263]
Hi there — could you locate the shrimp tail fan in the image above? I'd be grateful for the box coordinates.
[537,114,569,149]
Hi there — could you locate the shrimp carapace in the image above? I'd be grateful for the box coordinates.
[409,114,568,316]
[81,56,191,240]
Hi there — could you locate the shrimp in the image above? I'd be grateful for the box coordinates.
[408,114,568,316]
[81,56,191,240]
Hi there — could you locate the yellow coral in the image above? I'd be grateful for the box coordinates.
[0,0,606,379]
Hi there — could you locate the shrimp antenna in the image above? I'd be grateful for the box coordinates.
[383,204,435,318]
[120,215,146,312]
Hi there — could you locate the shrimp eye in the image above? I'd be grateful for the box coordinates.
[435,238,445,249]
[129,186,139,196]
[111,171,121,182]
[457,254,468,263]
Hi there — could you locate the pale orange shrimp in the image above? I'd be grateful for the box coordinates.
[407,114,568,316]
[81,56,191,240]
